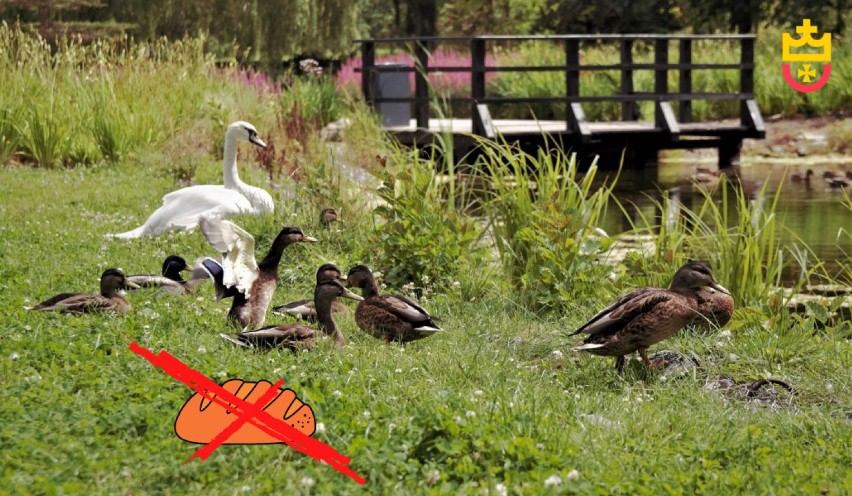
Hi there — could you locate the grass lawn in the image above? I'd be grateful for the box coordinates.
[1,156,850,495]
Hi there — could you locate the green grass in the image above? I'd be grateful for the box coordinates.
[1,144,851,495]
[0,26,850,495]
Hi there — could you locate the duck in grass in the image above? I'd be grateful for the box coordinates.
[320,208,338,228]
[199,217,316,329]
[27,268,140,314]
[346,265,442,343]
[692,284,735,331]
[220,278,363,350]
[272,264,350,321]
[570,261,730,373]
[126,255,210,295]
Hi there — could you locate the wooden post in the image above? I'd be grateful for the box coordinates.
[740,37,755,127]
[678,39,692,123]
[654,38,668,128]
[565,39,580,128]
[621,40,635,121]
[361,41,375,108]
[414,41,430,129]
[471,37,487,136]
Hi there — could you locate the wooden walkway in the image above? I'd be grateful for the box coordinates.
[356,34,766,169]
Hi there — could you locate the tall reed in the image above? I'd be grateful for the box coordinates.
[473,135,617,312]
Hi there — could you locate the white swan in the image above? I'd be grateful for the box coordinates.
[108,121,274,239]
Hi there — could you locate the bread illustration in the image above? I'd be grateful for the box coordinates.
[175,379,315,444]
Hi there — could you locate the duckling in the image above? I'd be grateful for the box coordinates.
[27,268,140,314]
[320,208,338,228]
[272,263,350,320]
[220,278,363,350]
[790,169,814,183]
[692,285,735,331]
[199,217,317,329]
[126,255,209,295]
[570,261,730,373]
[346,265,442,343]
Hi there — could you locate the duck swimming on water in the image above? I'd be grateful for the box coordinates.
[108,122,274,239]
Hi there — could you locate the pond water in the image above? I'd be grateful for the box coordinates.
[597,158,852,283]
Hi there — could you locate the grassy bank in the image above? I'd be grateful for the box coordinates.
[1,27,851,495]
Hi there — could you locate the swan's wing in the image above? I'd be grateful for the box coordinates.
[199,217,259,296]
[570,288,669,337]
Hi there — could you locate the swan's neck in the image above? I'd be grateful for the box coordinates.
[222,136,244,189]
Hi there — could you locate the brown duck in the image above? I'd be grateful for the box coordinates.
[221,278,363,349]
[570,261,730,372]
[692,285,735,331]
[199,217,316,329]
[272,263,350,321]
[27,268,140,314]
[346,265,442,343]
[320,207,338,228]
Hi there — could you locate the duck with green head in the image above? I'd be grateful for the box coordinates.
[570,261,730,372]
[126,255,210,295]
[27,268,140,314]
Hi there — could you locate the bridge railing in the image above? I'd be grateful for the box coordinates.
[355,34,763,140]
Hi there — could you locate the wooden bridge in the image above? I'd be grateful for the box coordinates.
[356,34,765,170]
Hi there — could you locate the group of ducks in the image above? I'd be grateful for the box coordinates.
[26,120,737,373]
[29,215,444,350]
[790,169,851,189]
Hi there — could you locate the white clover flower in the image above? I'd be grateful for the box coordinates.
[473,390,484,396]
[332,390,342,397]
[567,469,580,481]
[465,410,476,418]
[452,281,461,288]
[9,352,19,361]
[216,371,227,378]
[395,368,403,373]
[197,346,206,354]
[552,349,564,360]
[23,325,32,331]
[362,411,371,419]
[544,474,562,487]
[240,485,251,493]
[495,482,508,496]
[826,383,834,393]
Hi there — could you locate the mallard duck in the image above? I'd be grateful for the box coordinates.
[790,169,814,183]
[108,121,273,238]
[27,268,140,314]
[570,261,730,373]
[220,278,363,350]
[825,176,849,189]
[272,263,350,320]
[320,208,338,228]
[126,255,209,295]
[199,217,317,329]
[346,265,442,343]
[692,285,735,331]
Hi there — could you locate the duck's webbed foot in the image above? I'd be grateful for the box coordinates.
[639,347,669,369]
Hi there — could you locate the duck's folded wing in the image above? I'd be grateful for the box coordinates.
[381,295,441,329]
[272,299,315,317]
[43,294,113,313]
[126,275,185,294]
[236,324,316,346]
[28,292,81,310]
[199,217,259,296]
[571,288,670,337]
